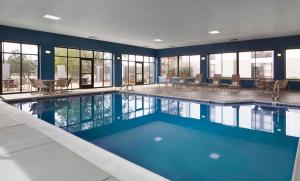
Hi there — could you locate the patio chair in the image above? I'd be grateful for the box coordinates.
[55,78,67,93]
[66,78,73,91]
[254,79,273,93]
[29,79,38,93]
[5,79,19,91]
[187,74,203,87]
[228,74,241,92]
[208,74,221,89]
[35,79,50,94]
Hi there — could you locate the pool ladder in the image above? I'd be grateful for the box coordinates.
[119,84,134,92]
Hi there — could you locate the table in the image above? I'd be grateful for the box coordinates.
[42,80,56,94]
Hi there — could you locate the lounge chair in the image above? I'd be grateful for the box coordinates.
[208,74,221,89]
[187,74,203,87]
[228,74,241,92]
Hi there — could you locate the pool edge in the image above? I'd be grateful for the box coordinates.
[0,101,169,181]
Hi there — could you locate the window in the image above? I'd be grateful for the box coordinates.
[190,55,201,77]
[179,55,201,77]
[239,51,274,79]
[1,42,39,93]
[179,56,189,76]
[94,51,113,87]
[55,48,113,88]
[122,54,155,85]
[286,49,300,79]
[209,53,237,77]
[160,57,178,77]
[55,47,79,88]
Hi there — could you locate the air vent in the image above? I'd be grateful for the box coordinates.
[88,36,98,39]
[230,38,238,42]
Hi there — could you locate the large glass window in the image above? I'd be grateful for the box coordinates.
[94,51,112,87]
[179,55,201,77]
[55,48,79,88]
[55,47,113,88]
[190,55,201,77]
[160,57,178,77]
[122,54,155,85]
[286,49,300,79]
[1,42,39,93]
[209,53,237,77]
[239,51,274,79]
[179,56,189,77]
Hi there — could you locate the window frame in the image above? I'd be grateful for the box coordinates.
[285,49,300,80]
[238,50,274,79]
[1,41,40,94]
[122,54,156,85]
[54,47,113,89]
[208,52,237,78]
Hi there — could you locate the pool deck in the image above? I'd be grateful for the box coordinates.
[1,85,300,181]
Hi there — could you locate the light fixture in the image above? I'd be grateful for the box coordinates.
[277,53,282,57]
[154,39,163,42]
[201,57,206,60]
[209,30,220,35]
[45,50,51,54]
[43,14,61,20]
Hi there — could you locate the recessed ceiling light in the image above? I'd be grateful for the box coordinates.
[43,14,61,20]
[209,30,220,35]
[154,39,163,42]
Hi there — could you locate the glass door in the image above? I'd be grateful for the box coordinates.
[135,62,143,85]
[80,58,94,88]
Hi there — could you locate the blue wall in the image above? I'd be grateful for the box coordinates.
[2,24,300,90]
[157,36,300,89]
[0,25,157,87]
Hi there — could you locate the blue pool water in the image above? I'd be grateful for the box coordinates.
[10,93,299,181]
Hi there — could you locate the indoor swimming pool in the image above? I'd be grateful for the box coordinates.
[9,92,300,181]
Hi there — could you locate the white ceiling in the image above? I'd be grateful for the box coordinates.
[0,0,300,49]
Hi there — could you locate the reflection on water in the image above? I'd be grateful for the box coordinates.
[159,98,300,137]
[11,93,300,138]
